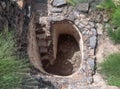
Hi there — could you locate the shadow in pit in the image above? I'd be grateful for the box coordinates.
[42,34,79,76]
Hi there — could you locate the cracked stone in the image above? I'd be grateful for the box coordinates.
[67,12,76,21]
[91,28,97,36]
[87,58,95,70]
[48,16,64,21]
[89,22,95,28]
[90,36,97,49]
[76,3,89,12]
[74,19,80,25]
[96,23,103,35]
[1,1,6,9]
[52,0,66,7]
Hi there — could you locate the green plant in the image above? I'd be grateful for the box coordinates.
[97,0,116,10]
[112,7,120,26]
[97,0,120,43]
[0,29,30,89]
[108,28,120,43]
[100,53,120,87]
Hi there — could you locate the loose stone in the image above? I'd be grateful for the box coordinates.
[89,22,95,28]
[90,36,97,49]
[48,16,64,21]
[87,58,95,70]
[50,7,63,13]
[76,3,89,12]
[52,0,67,7]
[91,28,97,36]
[78,23,85,29]
[74,19,80,25]
[96,23,103,35]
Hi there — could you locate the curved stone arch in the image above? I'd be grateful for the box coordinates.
[51,20,84,65]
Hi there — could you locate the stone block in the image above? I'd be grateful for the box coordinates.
[50,7,62,13]
[87,58,95,70]
[76,3,89,12]
[52,0,66,7]
[90,36,97,49]
[96,23,103,35]
[91,28,97,36]
[48,16,64,21]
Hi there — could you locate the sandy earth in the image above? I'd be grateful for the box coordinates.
[96,35,120,64]
[94,34,120,89]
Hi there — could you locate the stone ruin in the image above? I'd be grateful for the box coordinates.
[27,0,97,88]
[1,0,119,89]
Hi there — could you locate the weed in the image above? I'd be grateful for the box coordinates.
[100,53,120,87]
[0,29,29,89]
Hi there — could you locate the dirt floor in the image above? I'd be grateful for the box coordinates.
[42,34,81,76]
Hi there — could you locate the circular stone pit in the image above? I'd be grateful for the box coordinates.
[28,0,98,88]
[42,34,81,76]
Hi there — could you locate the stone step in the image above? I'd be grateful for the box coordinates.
[35,28,45,33]
[40,47,48,53]
[36,33,46,39]
[41,55,49,60]
[42,27,51,37]
[39,17,48,24]
[38,40,47,47]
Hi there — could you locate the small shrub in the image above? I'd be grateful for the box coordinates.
[112,7,120,26]
[0,29,30,89]
[100,53,120,87]
[97,0,116,10]
[97,0,120,44]
[108,28,120,43]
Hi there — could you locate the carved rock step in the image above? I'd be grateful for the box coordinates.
[39,17,48,25]
[36,33,46,40]
[38,40,47,47]
[41,55,49,60]
[40,47,48,53]
[35,28,45,33]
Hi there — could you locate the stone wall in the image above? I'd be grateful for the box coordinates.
[34,0,98,89]
[0,0,104,88]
